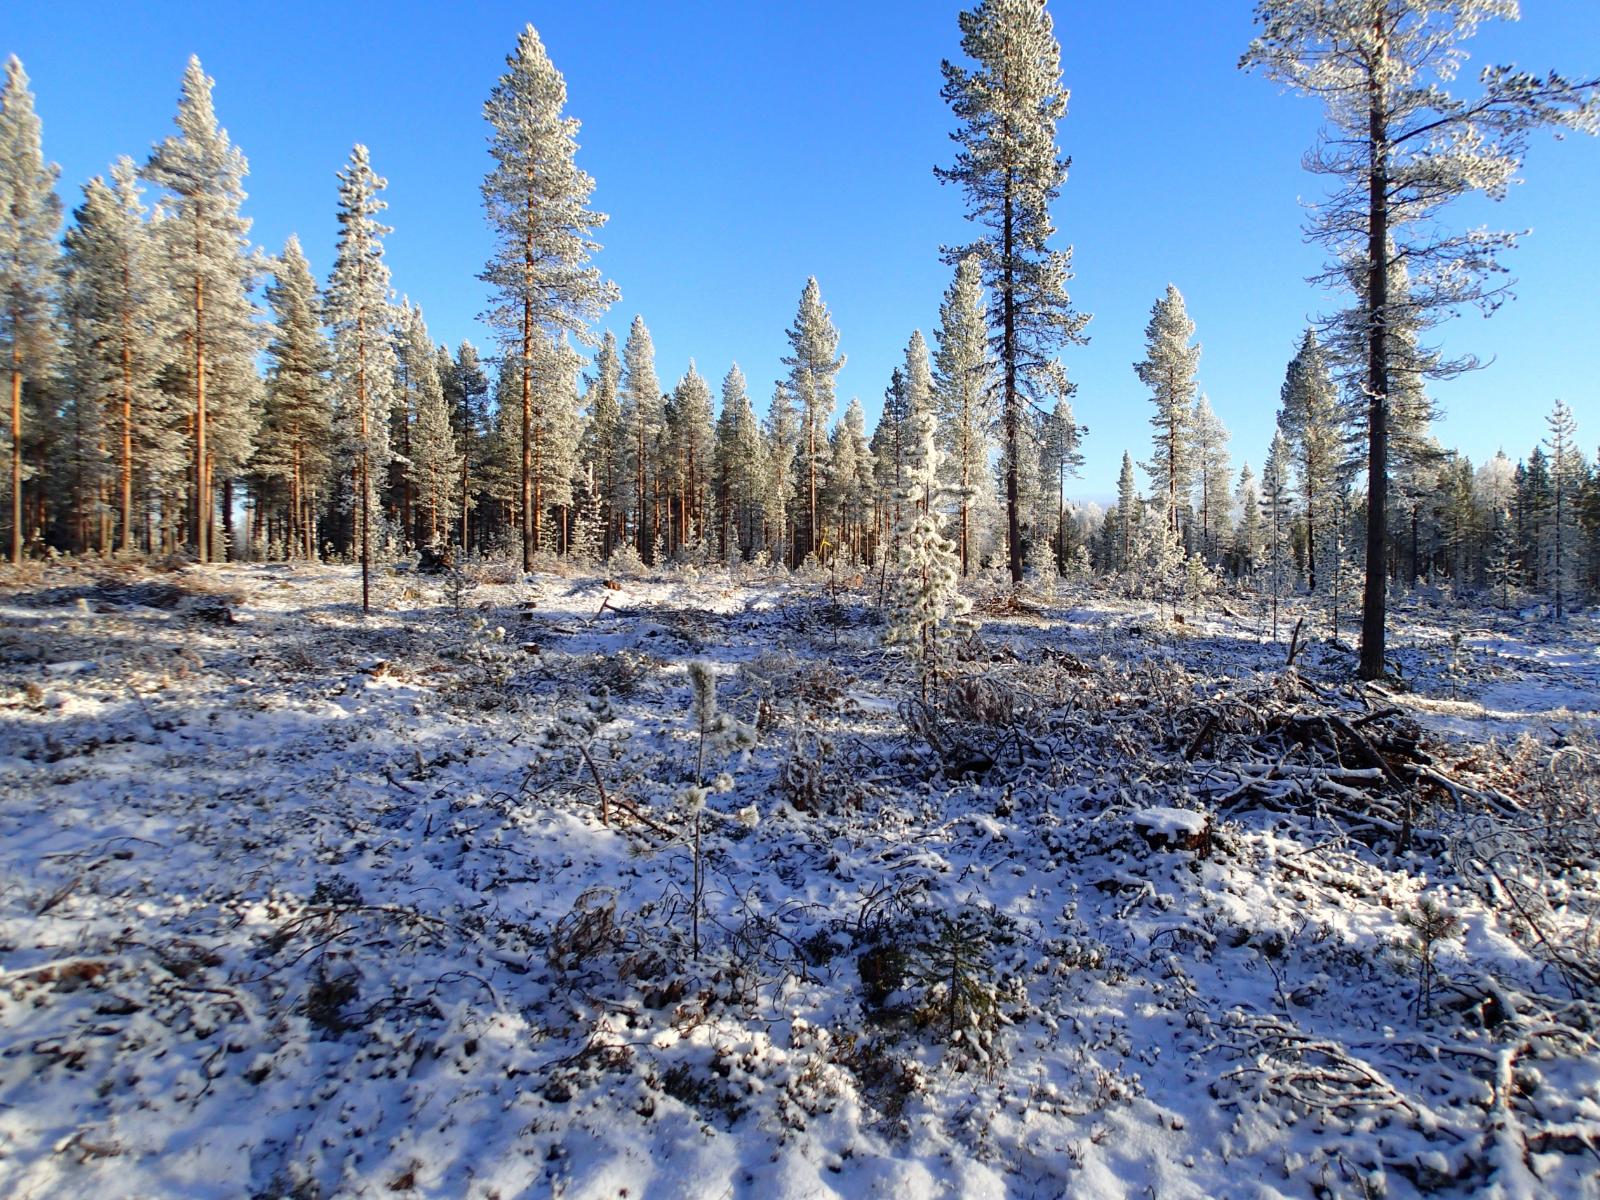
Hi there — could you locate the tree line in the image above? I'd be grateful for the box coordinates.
[2,2,1596,662]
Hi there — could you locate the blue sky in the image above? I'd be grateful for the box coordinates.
[9,0,1600,498]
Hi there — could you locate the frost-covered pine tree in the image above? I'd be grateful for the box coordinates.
[446,341,490,553]
[1275,329,1342,592]
[1542,399,1582,619]
[1243,0,1600,678]
[870,371,910,574]
[821,396,875,566]
[620,315,661,561]
[1135,284,1200,542]
[326,145,397,613]
[1190,393,1232,565]
[582,330,623,556]
[665,360,714,557]
[726,371,769,560]
[1325,482,1360,642]
[933,253,993,574]
[530,332,584,555]
[1038,390,1083,575]
[143,56,264,563]
[2,57,62,563]
[1486,502,1517,610]
[61,159,170,555]
[482,24,618,571]
[257,236,332,559]
[782,277,845,564]
[397,304,459,547]
[568,465,602,567]
[1114,451,1139,574]
[764,382,799,566]
[1262,433,1295,640]
[938,0,1089,585]
[886,388,971,704]
[1234,463,1264,580]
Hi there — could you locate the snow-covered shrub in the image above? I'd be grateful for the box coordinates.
[455,616,516,698]
[537,689,624,825]
[1392,892,1461,1019]
[580,647,654,697]
[605,540,645,577]
[679,662,759,957]
[439,563,478,617]
[909,906,1024,1072]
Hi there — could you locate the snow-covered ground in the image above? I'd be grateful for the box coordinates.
[2,560,1597,1199]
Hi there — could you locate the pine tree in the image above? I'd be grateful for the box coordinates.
[764,382,799,567]
[938,0,1090,585]
[1262,433,1295,641]
[257,235,332,559]
[782,277,845,563]
[822,396,874,566]
[1275,328,1341,591]
[886,379,970,704]
[1190,393,1232,565]
[1486,502,1517,609]
[61,159,172,555]
[143,56,264,563]
[582,330,623,555]
[398,304,459,547]
[665,360,714,558]
[725,371,768,560]
[482,24,618,571]
[1114,451,1139,574]
[1038,392,1083,575]
[620,315,662,561]
[326,144,396,613]
[2,57,63,563]
[1243,0,1600,678]
[871,371,911,576]
[57,258,110,554]
[1235,463,1264,580]
[933,253,992,573]
[1543,399,1582,619]
[1326,483,1360,642]
[446,341,490,553]
[532,332,583,554]
[1135,284,1200,541]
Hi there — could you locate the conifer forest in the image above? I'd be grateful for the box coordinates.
[6,3,1600,1197]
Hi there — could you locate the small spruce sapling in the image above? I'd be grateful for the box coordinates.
[1394,893,1461,1020]
[679,661,758,957]
[538,689,623,826]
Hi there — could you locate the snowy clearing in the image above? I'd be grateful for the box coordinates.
[2,560,1598,1200]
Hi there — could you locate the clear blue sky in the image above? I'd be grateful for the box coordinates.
[9,1,1600,499]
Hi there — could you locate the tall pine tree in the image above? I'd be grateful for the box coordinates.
[143,56,263,563]
[938,0,1090,584]
[1,56,62,563]
[326,144,396,613]
[482,24,617,571]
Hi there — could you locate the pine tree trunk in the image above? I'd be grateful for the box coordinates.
[193,216,209,565]
[1358,30,1391,683]
[9,350,21,565]
[1002,179,1022,586]
[120,277,135,555]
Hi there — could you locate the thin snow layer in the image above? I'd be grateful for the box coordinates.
[0,562,1596,1200]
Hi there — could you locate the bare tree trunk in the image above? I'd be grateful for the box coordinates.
[521,181,535,574]
[1358,26,1391,682]
[1002,177,1022,587]
[120,283,135,555]
[193,214,209,565]
[9,349,21,565]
